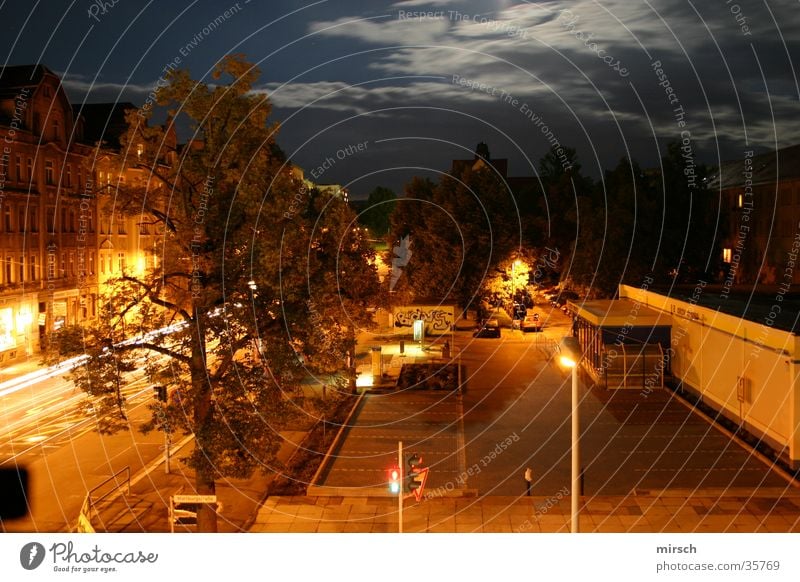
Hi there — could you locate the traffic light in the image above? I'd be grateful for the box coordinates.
[153,385,167,402]
[405,453,422,494]
[388,466,401,494]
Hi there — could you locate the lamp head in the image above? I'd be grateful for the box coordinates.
[559,336,582,369]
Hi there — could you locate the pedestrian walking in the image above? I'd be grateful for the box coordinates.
[524,467,533,496]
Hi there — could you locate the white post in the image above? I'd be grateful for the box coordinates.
[398,440,404,534]
[571,366,580,533]
[165,429,171,474]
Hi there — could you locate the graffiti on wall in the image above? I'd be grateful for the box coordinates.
[393,305,454,335]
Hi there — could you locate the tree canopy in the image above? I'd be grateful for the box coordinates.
[47,55,379,531]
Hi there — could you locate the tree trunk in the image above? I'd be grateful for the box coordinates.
[191,314,217,532]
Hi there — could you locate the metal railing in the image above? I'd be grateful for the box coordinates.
[75,466,131,533]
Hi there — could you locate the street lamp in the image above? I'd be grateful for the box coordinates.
[558,336,583,533]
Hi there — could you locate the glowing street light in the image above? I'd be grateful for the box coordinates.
[558,336,583,533]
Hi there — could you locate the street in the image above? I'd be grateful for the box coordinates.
[318,305,792,501]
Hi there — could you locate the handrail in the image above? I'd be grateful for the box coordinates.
[76,466,131,532]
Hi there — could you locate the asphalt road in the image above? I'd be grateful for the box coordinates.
[322,306,791,500]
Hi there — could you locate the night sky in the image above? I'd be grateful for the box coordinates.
[1,0,798,198]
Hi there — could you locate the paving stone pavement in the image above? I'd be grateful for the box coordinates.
[249,490,800,533]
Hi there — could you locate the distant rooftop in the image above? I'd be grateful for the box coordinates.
[74,102,137,148]
[707,143,800,190]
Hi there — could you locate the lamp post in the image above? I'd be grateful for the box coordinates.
[558,336,583,533]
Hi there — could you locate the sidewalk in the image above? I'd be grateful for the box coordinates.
[90,429,309,532]
[249,490,800,533]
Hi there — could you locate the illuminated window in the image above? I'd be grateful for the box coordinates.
[737,193,743,208]
[45,160,55,185]
[18,255,24,282]
[723,248,732,263]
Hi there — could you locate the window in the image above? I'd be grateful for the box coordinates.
[88,209,94,233]
[26,158,32,182]
[737,193,743,209]
[118,252,126,273]
[5,256,12,284]
[29,206,38,233]
[18,208,25,233]
[88,252,94,275]
[69,252,74,276]
[66,164,72,188]
[29,255,36,281]
[15,156,21,181]
[53,118,60,141]
[4,206,12,232]
[45,160,54,185]
[61,208,67,232]
[18,255,24,282]
[723,248,732,263]
[46,208,56,234]
[139,222,150,235]
[60,253,66,277]
[33,112,41,134]
[117,213,126,234]
[69,209,76,233]
[100,253,105,275]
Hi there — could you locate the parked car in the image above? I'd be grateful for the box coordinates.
[521,313,542,332]
[473,318,501,338]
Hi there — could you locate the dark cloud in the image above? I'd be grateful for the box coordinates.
[1,0,797,197]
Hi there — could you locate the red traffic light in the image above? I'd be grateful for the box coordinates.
[388,467,401,494]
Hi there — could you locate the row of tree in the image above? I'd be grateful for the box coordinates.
[387,142,723,307]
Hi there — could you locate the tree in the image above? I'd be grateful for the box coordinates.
[654,141,716,281]
[389,158,517,309]
[47,55,379,531]
[569,157,658,296]
[359,186,396,236]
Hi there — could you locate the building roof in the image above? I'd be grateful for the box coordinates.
[73,102,137,148]
[450,156,508,179]
[707,143,800,190]
[570,299,672,328]
[0,64,53,97]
